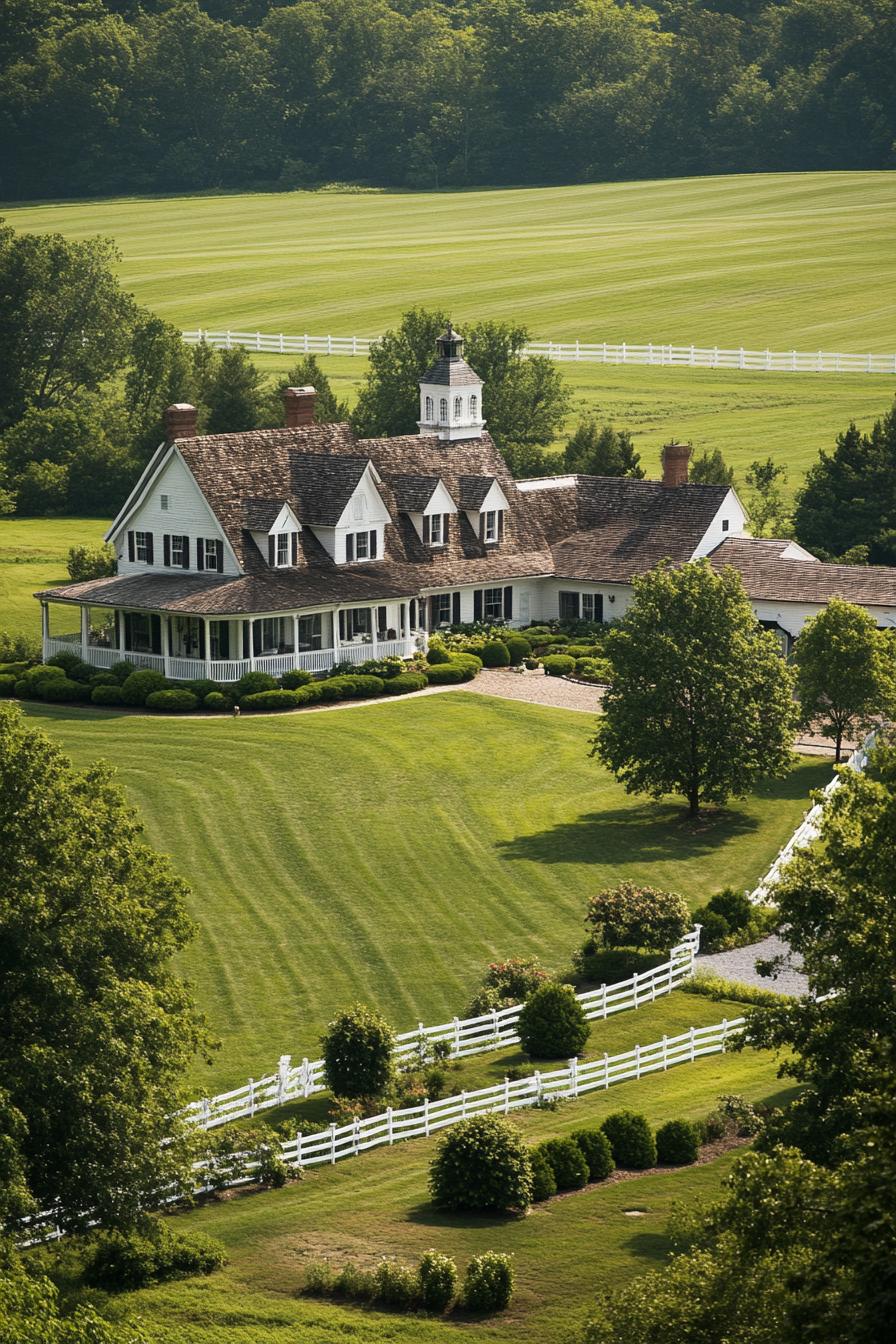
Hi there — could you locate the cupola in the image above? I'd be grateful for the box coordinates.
[418,324,485,442]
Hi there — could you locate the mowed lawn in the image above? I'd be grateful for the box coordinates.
[24,695,831,1092]
[6,172,894,350]
[0,516,108,638]
[122,993,795,1344]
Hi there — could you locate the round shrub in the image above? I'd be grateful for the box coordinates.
[530,1148,558,1201]
[418,1250,458,1312]
[462,1252,514,1313]
[321,1003,395,1100]
[382,671,428,695]
[655,1118,700,1166]
[240,689,301,711]
[481,640,511,668]
[89,671,118,688]
[120,669,167,705]
[707,887,752,932]
[203,691,229,711]
[585,882,691,952]
[536,1137,588,1191]
[16,664,65,697]
[40,676,84,702]
[293,682,326,706]
[467,956,551,1016]
[426,645,451,665]
[91,684,124,706]
[145,689,199,712]
[542,654,575,677]
[450,651,482,674]
[0,675,17,697]
[319,674,385,700]
[47,650,93,682]
[429,1115,532,1213]
[425,662,466,685]
[234,670,278,699]
[505,635,532,666]
[109,659,136,683]
[373,1259,420,1309]
[692,906,730,952]
[183,678,223,700]
[280,667,313,689]
[570,1127,616,1182]
[601,1111,657,1170]
[517,982,589,1059]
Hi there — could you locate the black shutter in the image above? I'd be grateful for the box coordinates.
[594,594,604,624]
[291,532,299,565]
[346,534,354,563]
[198,620,206,659]
[369,529,377,558]
[378,606,387,633]
[423,514,430,544]
[145,534,154,565]
[150,614,161,655]
[113,611,120,649]
[123,613,132,649]
[163,534,171,566]
[268,535,275,567]
[196,539,204,571]
[242,622,250,658]
[409,598,417,629]
[503,586,513,620]
[473,589,483,621]
[338,610,346,642]
[452,591,460,624]
[181,536,190,569]
[215,539,223,572]
[127,531,135,562]
[429,596,439,627]
[217,621,229,658]
[498,511,505,541]
[479,513,485,542]
[443,513,449,542]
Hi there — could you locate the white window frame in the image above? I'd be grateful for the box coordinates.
[428,513,443,545]
[425,395,433,420]
[470,393,478,418]
[582,593,594,621]
[484,587,503,621]
[433,592,451,625]
[204,538,219,570]
[170,535,184,567]
[439,396,448,423]
[483,510,498,544]
[453,395,462,418]
[355,530,369,560]
[276,532,289,567]
[160,493,170,511]
[135,531,149,563]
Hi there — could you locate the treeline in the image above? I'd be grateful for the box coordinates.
[2,0,892,201]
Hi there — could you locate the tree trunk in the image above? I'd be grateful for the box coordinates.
[687,781,700,817]
[835,730,843,765]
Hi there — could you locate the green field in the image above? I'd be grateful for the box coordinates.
[24,696,830,1093]
[0,516,108,638]
[116,991,793,1344]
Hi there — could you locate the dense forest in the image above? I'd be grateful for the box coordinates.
[1,0,893,201]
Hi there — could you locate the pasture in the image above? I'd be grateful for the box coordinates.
[0,516,108,638]
[24,696,830,1092]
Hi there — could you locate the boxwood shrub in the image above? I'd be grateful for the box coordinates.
[504,635,532,666]
[0,675,17,697]
[240,688,302,711]
[570,1128,615,1181]
[450,651,482,673]
[183,678,224,700]
[691,907,730,951]
[517,982,589,1059]
[542,654,576,677]
[601,1111,657,1170]
[47,650,94,682]
[280,667,313,689]
[426,645,451,664]
[655,1118,700,1166]
[40,676,87,702]
[382,671,428,695]
[429,1115,532,1213]
[120,669,168,705]
[203,691,229,711]
[292,682,326,706]
[462,1252,514,1313]
[109,660,136,683]
[418,1250,458,1312]
[481,640,511,668]
[89,671,118,688]
[233,670,278,699]
[425,662,466,685]
[91,684,125,705]
[85,1226,227,1291]
[320,673,385,700]
[145,689,199,712]
[535,1137,589,1191]
[15,664,66,697]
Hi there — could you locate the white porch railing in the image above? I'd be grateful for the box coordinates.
[180,929,701,1131]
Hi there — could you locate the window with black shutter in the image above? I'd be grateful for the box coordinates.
[145,534,154,565]
[291,532,299,565]
[473,589,483,621]
[215,539,223,572]
[503,586,513,620]
[452,592,461,624]
[268,535,276,567]
[163,535,171,566]
[127,531,135,562]
[196,539,204,571]
[181,536,190,569]
[369,529,377,558]
[346,535,355,562]
[422,514,430,544]
[559,591,580,620]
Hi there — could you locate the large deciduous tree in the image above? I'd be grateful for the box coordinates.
[0,704,212,1234]
[591,560,797,816]
[793,597,896,761]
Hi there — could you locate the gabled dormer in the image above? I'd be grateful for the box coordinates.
[392,475,458,547]
[458,476,511,546]
[246,500,302,568]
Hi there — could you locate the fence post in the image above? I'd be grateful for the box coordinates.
[330,1123,337,1164]
[424,1097,430,1137]
[635,1044,641,1080]
[575,339,580,361]
[278,1054,291,1105]
[328,334,333,355]
[662,1035,668,1071]
[304,333,309,353]
[569,1056,579,1098]
[689,1027,696,1061]
[601,984,607,1019]
[621,341,627,364]
[226,331,232,349]
[504,1076,510,1114]
[295,1132,303,1171]
[534,1071,543,1104]
[352,335,358,355]
[387,1106,394,1145]
[453,1016,461,1056]
[648,341,653,365]
[279,332,284,353]
[302,1057,311,1098]
[461,1090,467,1119]
[353,1117,361,1155]
[603,1052,609,1089]
[201,1097,211,1127]
[491,1008,499,1044]
[721,1018,728,1051]
[248,1078,255,1117]
[256,331,261,351]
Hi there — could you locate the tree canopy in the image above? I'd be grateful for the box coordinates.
[0,703,212,1234]
[591,560,797,816]
[563,420,643,478]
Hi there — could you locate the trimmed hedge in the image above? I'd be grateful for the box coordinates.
[39,676,85,702]
[203,691,229,711]
[240,689,303,712]
[15,664,66,697]
[426,645,452,665]
[234,670,278,699]
[89,672,118,688]
[530,1148,558,1201]
[542,654,576,677]
[570,1128,615,1181]
[481,640,511,668]
[517,982,589,1059]
[425,662,466,685]
[183,678,224,700]
[109,660,136,683]
[280,667,313,689]
[505,635,532,665]
[120,669,168,705]
[535,1137,588,1191]
[320,674,385,699]
[85,1226,227,1291]
[292,682,326,706]
[382,671,428,695]
[450,651,483,673]
[601,1111,657,1170]
[429,1115,532,1213]
[655,1118,700,1166]
[462,1252,514,1313]
[145,689,199,712]
[47,650,94,681]
[91,684,125,705]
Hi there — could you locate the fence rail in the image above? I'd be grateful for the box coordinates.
[182,329,896,376]
[181,929,701,1131]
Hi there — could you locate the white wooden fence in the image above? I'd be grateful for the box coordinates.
[182,329,896,375]
[181,929,701,1131]
[749,727,880,904]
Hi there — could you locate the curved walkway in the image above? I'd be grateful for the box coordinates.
[696,934,807,996]
[468,668,604,713]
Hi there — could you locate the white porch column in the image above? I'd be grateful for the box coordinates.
[40,602,49,659]
[292,614,299,665]
[161,615,171,679]
[245,618,256,670]
[80,605,90,659]
[370,606,378,657]
[203,617,211,677]
[333,608,340,655]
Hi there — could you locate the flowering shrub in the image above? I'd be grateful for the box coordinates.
[585,881,690,951]
[467,956,552,1015]
[462,1252,514,1312]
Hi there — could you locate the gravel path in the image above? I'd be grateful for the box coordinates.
[696,934,807,996]
[468,668,604,713]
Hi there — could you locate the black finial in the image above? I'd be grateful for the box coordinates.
[437,324,463,360]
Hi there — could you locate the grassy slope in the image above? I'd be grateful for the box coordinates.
[125,993,794,1344]
[24,696,830,1092]
[0,517,108,637]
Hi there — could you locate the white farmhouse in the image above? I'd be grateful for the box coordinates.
[37,326,896,681]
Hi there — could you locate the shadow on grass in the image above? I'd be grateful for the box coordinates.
[495,802,760,867]
[622,1229,672,1263]
[403,1202,522,1231]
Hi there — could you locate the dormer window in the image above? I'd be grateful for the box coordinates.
[346,529,378,563]
[483,510,502,544]
[267,529,298,568]
[424,512,448,547]
[276,533,290,566]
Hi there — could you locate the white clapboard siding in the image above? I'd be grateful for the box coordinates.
[182,330,896,376]
[179,929,701,1130]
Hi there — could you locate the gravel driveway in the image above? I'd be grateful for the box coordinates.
[469,669,604,713]
[696,934,808,996]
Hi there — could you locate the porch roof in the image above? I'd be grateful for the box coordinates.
[34,566,421,616]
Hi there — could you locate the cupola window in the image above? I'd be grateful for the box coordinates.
[425,395,433,420]
[454,396,462,418]
[470,393,478,418]
[439,397,448,423]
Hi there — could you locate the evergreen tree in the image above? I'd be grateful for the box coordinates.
[744,457,790,537]
[261,354,350,426]
[563,419,643,478]
[689,447,735,486]
[794,401,896,564]
[200,345,266,434]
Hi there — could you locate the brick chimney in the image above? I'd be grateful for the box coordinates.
[283,386,316,428]
[661,440,691,489]
[164,403,198,441]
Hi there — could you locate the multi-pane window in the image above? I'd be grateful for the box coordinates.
[483,510,498,543]
[559,592,580,620]
[160,493,170,511]
[470,394,478,418]
[454,396,462,417]
[582,593,594,621]
[484,587,504,621]
[560,591,604,623]
[355,531,369,559]
[429,513,443,545]
[135,531,151,562]
[276,533,289,566]
[346,530,377,562]
[433,593,451,625]
[171,535,184,566]
[425,395,434,419]
[204,539,218,570]
[130,612,152,652]
[298,614,322,651]
[439,397,448,422]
